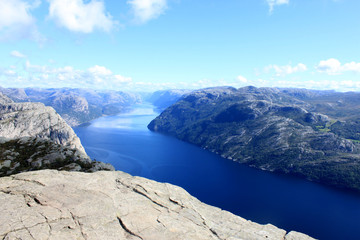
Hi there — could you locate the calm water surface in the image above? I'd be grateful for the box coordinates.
[74,104,360,240]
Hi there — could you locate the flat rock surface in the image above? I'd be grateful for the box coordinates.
[0,170,314,240]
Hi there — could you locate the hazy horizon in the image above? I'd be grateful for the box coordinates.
[1,85,358,94]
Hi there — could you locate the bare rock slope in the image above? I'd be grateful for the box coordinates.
[148,86,360,191]
[0,170,313,240]
[0,96,85,153]
[0,93,113,176]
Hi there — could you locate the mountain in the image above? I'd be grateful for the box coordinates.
[147,89,191,111]
[0,93,113,176]
[148,86,360,191]
[0,87,30,102]
[0,87,141,126]
[0,90,313,239]
[0,169,313,240]
[0,92,13,104]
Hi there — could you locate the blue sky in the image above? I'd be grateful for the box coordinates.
[0,0,359,92]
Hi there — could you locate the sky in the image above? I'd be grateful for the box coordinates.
[0,0,359,92]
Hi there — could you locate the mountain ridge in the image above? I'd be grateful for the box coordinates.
[0,87,141,127]
[148,86,360,191]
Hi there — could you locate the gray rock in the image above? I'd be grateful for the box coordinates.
[0,170,314,240]
[0,95,85,154]
[0,93,114,176]
[0,93,13,105]
[148,86,360,191]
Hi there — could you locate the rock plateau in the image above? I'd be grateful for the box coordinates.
[0,170,313,240]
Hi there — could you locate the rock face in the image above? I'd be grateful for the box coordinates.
[0,93,114,176]
[148,86,360,191]
[0,170,313,240]
[0,93,13,104]
[0,95,85,153]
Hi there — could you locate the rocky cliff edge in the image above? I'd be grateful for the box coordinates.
[0,170,313,240]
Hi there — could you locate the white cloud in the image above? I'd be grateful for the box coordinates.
[10,50,27,58]
[316,58,341,74]
[3,60,360,92]
[114,75,132,83]
[0,0,43,41]
[230,78,360,92]
[237,75,248,83]
[128,0,167,23]
[47,0,116,33]
[266,0,289,14]
[0,0,34,29]
[343,62,360,72]
[265,63,307,76]
[1,61,132,89]
[88,65,112,75]
[317,58,360,75]
[25,60,49,73]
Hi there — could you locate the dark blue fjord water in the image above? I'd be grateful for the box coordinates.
[74,104,360,240]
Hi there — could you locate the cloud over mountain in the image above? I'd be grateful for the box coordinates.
[317,58,360,75]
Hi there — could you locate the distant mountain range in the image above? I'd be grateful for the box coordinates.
[0,87,191,127]
[0,87,141,126]
[149,86,360,191]
[146,89,192,111]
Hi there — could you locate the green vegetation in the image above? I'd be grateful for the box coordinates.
[0,137,103,177]
[316,126,331,132]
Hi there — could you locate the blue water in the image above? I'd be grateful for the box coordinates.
[74,104,360,240]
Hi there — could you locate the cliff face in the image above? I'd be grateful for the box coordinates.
[148,86,360,191]
[0,93,13,104]
[0,170,313,240]
[0,97,85,153]
[0,93,113,176]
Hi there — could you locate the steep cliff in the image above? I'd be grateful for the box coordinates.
[148,86,360,191]
[0,93,113,176]
[0,170,313,240]
[0,96,85,153]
